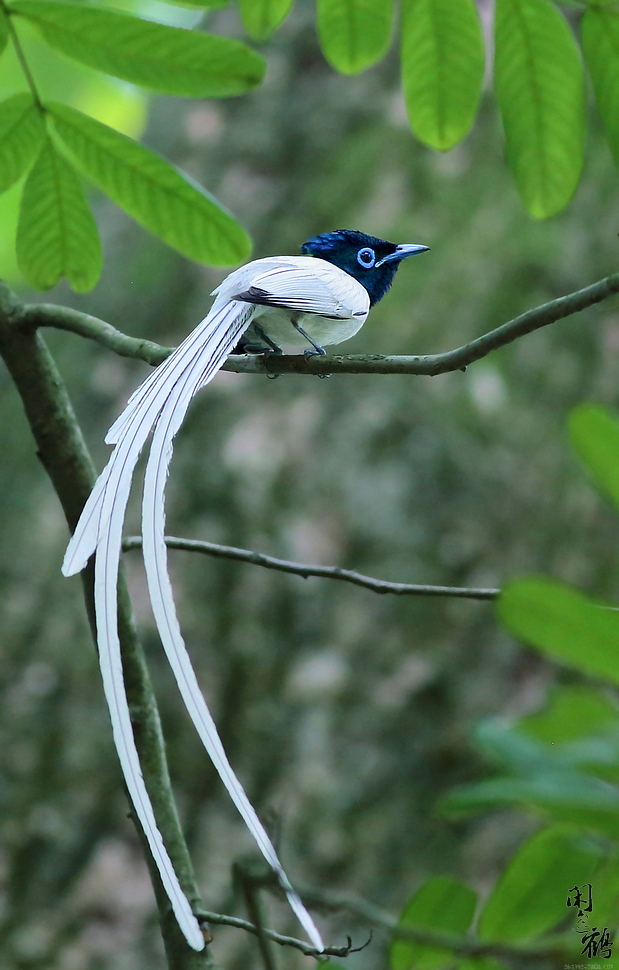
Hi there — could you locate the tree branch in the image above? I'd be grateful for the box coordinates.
[0,282,208,969]
[123,535,499,600]
[27,270,619,376]
[195,909,370,960]
[197,889,577,965]
[296,887,577,963]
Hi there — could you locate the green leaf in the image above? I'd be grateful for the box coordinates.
[441,771,619,839]
[316,0,393,75]
[48,103,250,265]
[494,0,585,218]
[0,6,9,56]
[522,685,619,745]
[592,849,619,929]
[498,576,619,685]
[240,0,293,39]
[16,136,102,291]
[569,403,619,512]
[401,0,484,152]
[582,6,619,169]
[9,0,265,98]
[456,960,506,970]
[0,93,45,194]
[390,876,476,970]
[478,824,604,942]
[164,0,227,6]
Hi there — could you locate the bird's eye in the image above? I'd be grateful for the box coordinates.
[357,247,376,268]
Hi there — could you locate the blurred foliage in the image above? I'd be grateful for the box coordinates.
[3,0,619,968]
[3,0,619,293]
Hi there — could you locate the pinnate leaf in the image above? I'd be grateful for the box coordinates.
[390,875,476,970]
[478,824,604,942]
[569,403,619,512]
[494,0,584,218]
[9,0,265,98]
[582,6,619,169]
[498,576,619,685]
[317,0,393,75]
[401,0,484,152]
[240,0,293,39]
[48,103,250,265]
[17,136,102,291]
[0,93,45,194]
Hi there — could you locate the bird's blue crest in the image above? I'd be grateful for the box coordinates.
[301,229,428,306]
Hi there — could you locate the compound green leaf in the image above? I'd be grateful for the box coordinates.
[498,576,619,685]
[0,93,45,194]
[390,876,476,970]
[582,6,619,169]
[10,0,265,98]
[16,136,102,291]
[0,6,9,56]
[569,403,619,513]
[494,0,584,218]
[48,103,250,265]
[401,0,484,151]
[478,824,604,942]
[317,0,393,75]
[240,0,293,39]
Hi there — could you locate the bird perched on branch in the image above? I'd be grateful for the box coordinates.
[62,229,429,952]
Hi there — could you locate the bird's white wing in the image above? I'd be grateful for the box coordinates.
[226,256,370,322]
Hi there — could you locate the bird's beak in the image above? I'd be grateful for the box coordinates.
[375,244,430,267]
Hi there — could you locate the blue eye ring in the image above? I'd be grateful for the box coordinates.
[357,247,376,268]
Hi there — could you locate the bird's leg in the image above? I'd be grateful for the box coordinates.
[290,314,326,357]
[253,323,284,355]
[232,325,284,356]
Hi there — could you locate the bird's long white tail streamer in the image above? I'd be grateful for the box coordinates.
[63,299,324,951]
[142,320,324,951]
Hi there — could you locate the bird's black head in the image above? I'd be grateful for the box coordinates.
[301,229,429,306]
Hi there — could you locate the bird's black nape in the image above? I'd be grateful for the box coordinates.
[301,229,429,306]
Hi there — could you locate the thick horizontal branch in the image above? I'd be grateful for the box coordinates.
[123,535,499,600]
[23,269,619,377]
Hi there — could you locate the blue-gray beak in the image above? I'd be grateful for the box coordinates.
[375,243,430,267]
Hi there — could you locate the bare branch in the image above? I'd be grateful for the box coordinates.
[198,891,575,964]
[195,909,371,960]
[25,270,619,376]
[123,535,499,600]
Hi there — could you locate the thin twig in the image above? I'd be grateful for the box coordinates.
[196,895,575,965]
[26,270,619,377]
[195,910,370,960]
[122,535,500,600]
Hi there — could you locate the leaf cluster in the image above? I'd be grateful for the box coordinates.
[0,0,263,291]
[384,404,619,968]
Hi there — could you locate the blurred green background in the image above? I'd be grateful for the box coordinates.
[2,1,619,966]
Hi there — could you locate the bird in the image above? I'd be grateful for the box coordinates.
[62,229,429,952]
